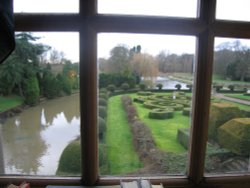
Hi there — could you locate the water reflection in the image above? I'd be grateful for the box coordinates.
[0,94,80,175]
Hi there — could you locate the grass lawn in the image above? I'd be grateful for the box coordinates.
[224,94,250,101]
[0,95,24,113]
[105,95,143,175]
[131,94,190,153]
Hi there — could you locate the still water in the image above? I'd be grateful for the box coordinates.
[0,94,80,175]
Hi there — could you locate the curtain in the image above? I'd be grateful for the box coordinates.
[0,0,15,64]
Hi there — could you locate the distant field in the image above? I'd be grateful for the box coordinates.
[0,95,24,113]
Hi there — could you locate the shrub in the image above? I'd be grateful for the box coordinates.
[186,84,193,91]
[99,143,108,172]
[139,83,146,90]
[177,129,190,149]
[99,98,107,107]
[148,108,174,119]
[213,85,223,92]
[99,92,108,100]
[57,140,81,175]
[107,84,115,92]
[208,103,244,141]
[175,84,182,90]
[182,108,191,116]
[121,83,130,91]
[98,116,106,139]
[228,84,235,91]
[218,118,250,155]
[99,106,107,119]
[156,83,163,90]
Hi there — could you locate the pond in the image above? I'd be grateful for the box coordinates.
[154,76,188,89]
[0,94,80,175]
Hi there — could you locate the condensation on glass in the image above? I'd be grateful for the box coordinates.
[0,32,80,176]
[216,0,250,22]
[98,33,196,176]
[14,0,79,13]
[205,37,250,174]
[98,0,197,18]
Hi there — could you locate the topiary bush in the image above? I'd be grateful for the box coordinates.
[218,118,250,155]
[148,108,174,119]
[107,84,115,93]
[121,83,130,91]
[99,106,107,119]
[98,116,106,140]
[57,140,81,175]
[99,98,107,107]
[177,128,190,149]
[208,102,244,141]
[139,83,146,90]
[156,83,163,90]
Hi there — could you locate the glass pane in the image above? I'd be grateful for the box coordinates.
[98,0,197,18]
[98,33,196,175]
[205,37,250,174]
[0,32,80,176]
[216,0,250,22]
[14,0,79,13]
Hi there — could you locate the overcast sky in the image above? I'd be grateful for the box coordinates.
[14,0,250,62]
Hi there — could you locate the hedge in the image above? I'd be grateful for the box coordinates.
[57,140,81,175]
[177,129,190,149]
[148,108,174,119]
[208,102,244,141]
[182,108,191,116]
[218,118,250,155]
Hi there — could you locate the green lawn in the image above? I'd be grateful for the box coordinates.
[105,95,143,175]
[132,96,190,153]
[0,95,24,113]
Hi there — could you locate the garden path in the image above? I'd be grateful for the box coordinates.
[214,93,250,106]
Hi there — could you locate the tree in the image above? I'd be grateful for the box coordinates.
[24,75,40,105]
[106,45,130,74]
[0,32,50,96]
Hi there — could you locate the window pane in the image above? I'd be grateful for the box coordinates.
[98,33,196,175]
[216,0,250,22]
[205,38,250,174]
[14,0,79,13]
[98,0,197,18]
[0,32,80,176]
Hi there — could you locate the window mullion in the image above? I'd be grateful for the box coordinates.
[79,0,98,185]
[188,0,216,184]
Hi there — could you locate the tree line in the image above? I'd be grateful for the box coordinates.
[99,40,250,90]
[0,33,79,105]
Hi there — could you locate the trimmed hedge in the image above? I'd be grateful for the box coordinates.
[177,129,190,149]
[218,118,250,155]
[148,108,174,119]
[57,140,81,175]
[99,106,107,119]
[99,98,107,107]
[182,108,191,116]
[208,103,244,141]
[137,91,154,96]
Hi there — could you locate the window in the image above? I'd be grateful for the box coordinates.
[0,0,249,187]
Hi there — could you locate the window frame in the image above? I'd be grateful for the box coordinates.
[0,0,250,187]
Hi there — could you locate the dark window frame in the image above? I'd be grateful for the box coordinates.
[0,0,250,187]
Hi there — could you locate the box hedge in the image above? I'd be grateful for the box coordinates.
[208,103,244,141]
[218,118,250,155]
[148,108,174,119]
[177,128,190,149]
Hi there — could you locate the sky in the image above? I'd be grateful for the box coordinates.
[14,0,250,62]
